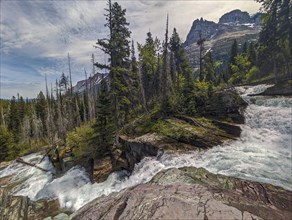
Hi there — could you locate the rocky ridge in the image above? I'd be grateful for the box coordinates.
[72,72,108,95]
[184,9,262,67]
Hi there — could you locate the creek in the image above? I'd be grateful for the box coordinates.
[1,84,291,211]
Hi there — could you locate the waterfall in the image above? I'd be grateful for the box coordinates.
[1,84,291,211]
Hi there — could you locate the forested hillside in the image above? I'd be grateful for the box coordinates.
[0,0,291,163]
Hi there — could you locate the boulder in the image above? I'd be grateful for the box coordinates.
[257,82,292,96]
[71,167,292,220]
[205,89,247,123]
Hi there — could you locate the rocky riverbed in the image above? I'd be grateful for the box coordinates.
[1,85,291,219]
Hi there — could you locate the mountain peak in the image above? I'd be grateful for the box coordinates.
[184,9,262,47]
[219,9,252,24]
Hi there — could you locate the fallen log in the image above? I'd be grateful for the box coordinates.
[38,148,52,164]
[16,158,50,172]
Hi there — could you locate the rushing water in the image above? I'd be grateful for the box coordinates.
[0,84,291,211]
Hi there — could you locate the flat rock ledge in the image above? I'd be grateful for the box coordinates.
[71,167,292,220]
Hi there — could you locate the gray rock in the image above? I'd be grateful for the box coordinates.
[53,213,69,220]
[219,9,251,24]
[71,167,292,220]
[257,82,292,96]
[184,9,262,68]
[185,18,218,47]
[0,174,72,220]
[71,183,262,220]
[205,89,247,123]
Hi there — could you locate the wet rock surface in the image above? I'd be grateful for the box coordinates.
[205,89,248,123]
[93,156,113,183]
[114,112,243,174]
[257,82,292,96]
[0,175,71,220]
[108,88,247,180]
[71,167,292,220]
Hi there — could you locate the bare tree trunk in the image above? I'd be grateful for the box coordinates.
[56,80,66,142]
[45,74,54,145]
[68,53,73,95]
[75,97,81,127]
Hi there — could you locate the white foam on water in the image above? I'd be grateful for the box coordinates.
[0,153,56,198]
[199,85,292,190]
[0,84,291,211]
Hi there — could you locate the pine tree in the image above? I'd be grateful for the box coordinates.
[8,96,19,135]
[203,51,216,83]
[0,107,6,128]
[169,28,181,87]
[0,126,13,161]
[129,40,143,112]
[35,91,48,137]
[197,30,206,81]
[169,27,195,113]
[161,14,171,114]
[228,39,238,78]
[242,42,248,54]
[138,32,161,103]
[257,0,292,77]
[93,78,114,156]
[95,0,132,142]
[18,96,26,124]
[248,42,257,65]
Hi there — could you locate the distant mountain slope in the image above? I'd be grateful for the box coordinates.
[73,72,108,94]
[184,9,262,68]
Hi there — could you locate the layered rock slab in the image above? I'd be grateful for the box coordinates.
[71,167,292,220]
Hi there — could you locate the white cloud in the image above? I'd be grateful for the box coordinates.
[1,0,262,98]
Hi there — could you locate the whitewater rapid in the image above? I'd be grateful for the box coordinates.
[0,84,291,211]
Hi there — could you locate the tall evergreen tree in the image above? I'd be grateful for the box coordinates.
[170,28,181,89]
[161,14,171,114]
[95,0,131,142]
[138,32,161,103]
[18,96,26,124]
[227,39,238,78]
[203,51,216,83]
[93,78,114,155]
[129,40,143,111]
[257,0,292,77]
[35,91,48,137]
[242,42,248,54]
[8,96,19,134]
[248,42,257,65]
[197,30,206,81]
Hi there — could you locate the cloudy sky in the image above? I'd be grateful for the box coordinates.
[0,0,261,99]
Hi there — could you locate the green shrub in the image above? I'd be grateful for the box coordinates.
[66,122,95,159]
[246,66,260,82]
[0,126,14,161]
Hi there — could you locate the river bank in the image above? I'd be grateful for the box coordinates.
[0,84,291,219]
